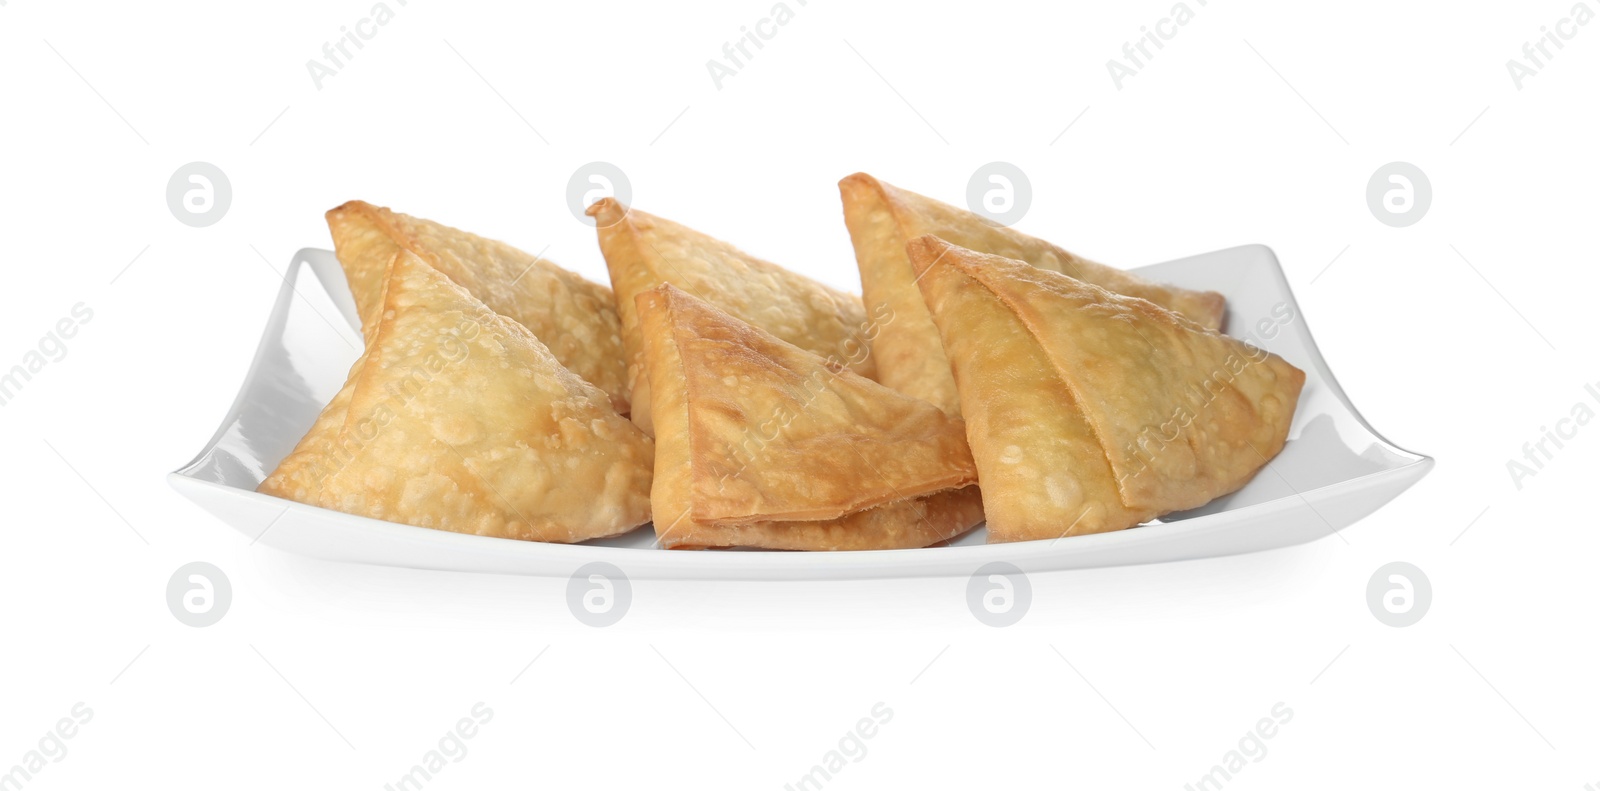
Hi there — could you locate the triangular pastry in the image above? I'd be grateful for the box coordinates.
[908,236,1302,543]
[840,173,1227,414]
[326,200,629,413]
[258,250,654,543]
[588,198,878,435]
[635,283,983,550]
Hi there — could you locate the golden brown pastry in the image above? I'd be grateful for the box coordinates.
[908,236,1302,543]
[258,250,654,543]
[839,173,1228,414]
[635,283,983,550]
[588,198,878,435]
[326,200,629,413]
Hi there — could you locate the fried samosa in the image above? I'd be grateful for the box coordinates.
[908,236,1302,543]
[840,173,1227,414]
[635,283,983,550]
[258,250,654,543]
[326,200,629,413]
[588,198,878,435]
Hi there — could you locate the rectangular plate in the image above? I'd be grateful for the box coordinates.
[169,246,1430,580]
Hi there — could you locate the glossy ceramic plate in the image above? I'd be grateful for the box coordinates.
[169,246,1430,579]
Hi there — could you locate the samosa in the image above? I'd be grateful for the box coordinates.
[259,250,654,543]
[840,173,1227,414]
[908,236,1302,543]
[326,200,629,412]
[588,198,878,435]
[635,283,982,550]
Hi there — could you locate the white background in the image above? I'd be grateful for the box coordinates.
[2,0,1597,788]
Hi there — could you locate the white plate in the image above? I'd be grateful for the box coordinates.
[169,247,1430,580]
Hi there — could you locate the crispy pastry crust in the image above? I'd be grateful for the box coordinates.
[326,200,629,413]
[637,284,981,550]
[909,236,1301,543]
[840,173,1227,414]
[589,198,876,436]
[259,251,653,543]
